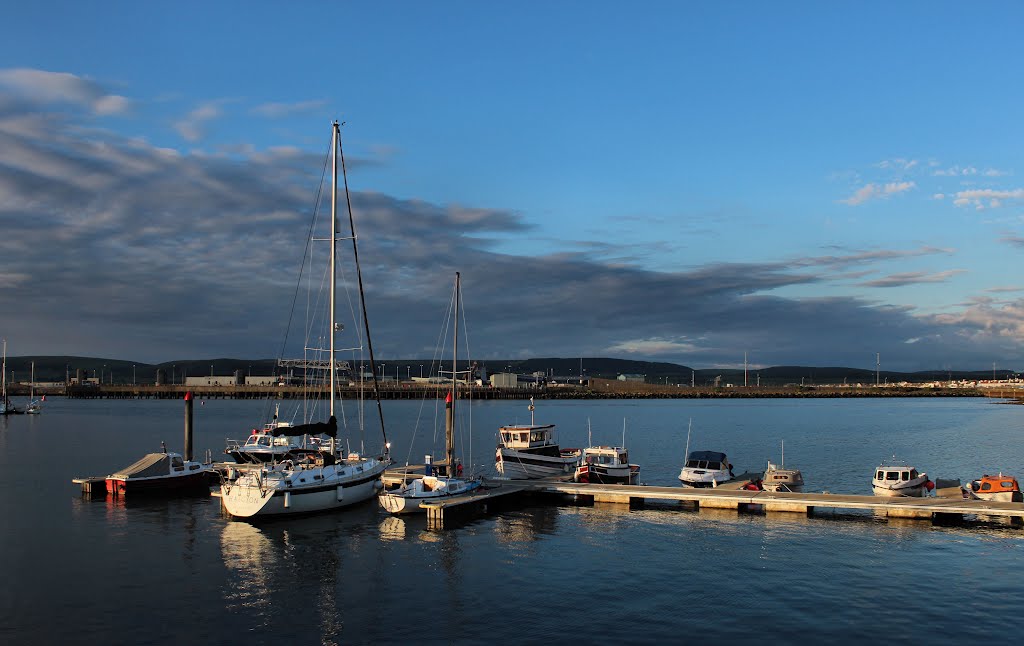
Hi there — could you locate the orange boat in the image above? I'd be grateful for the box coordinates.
[968,474,1022,502]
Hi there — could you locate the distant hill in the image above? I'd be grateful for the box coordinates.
[1,355,1017,386]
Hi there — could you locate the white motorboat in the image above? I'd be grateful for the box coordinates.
[762,441,803,492]
[380,273,481,514]
[220,121,391,519]
[224,406,305,463]
[871,462,933,497]
[496,399,579,479]
[678,450,733,487]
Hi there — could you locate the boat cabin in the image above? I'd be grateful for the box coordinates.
[971,475,1020,494]
[583,446,628,466]
[874,466,920,483]
[498,424,557,450]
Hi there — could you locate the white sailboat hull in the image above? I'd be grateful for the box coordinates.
[871,481,928,497]
[221,459,387,518]
[379,477,481,515]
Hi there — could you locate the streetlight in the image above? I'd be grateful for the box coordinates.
[133,364,136,385]
[407,366,410,381]
[420,364,423,378]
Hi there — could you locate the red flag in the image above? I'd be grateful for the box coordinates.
[445,391,452,405]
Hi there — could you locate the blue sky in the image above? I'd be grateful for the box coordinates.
[1,2,1023,371]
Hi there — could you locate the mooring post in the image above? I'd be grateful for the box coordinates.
[184,391,194,462]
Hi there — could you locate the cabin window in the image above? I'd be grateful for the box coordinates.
[981,482,992,491]
[901,471,910,481]
[708,462,721,470]
[519,433,528,442]
[886,472,900,481]
[876,471,884,480]
[1001,481,1014,489]
[910,469,918,479]
[258,437,270,446]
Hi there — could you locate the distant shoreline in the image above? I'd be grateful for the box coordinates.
[16,383,1010,401]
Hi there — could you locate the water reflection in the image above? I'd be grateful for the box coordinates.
[379,516,407,541]
[220,522,277,623]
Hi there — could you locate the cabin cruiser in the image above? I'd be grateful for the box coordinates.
[574,445,640,485]
[106,446,213,496]
[496,400,579,479]
[678,450,733,488]
[871,463,933,497]
[967,474,1022,502]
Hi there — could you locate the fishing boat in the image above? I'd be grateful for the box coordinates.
[967,474,1022,502]
[871,462,933,497]
[106,445,213,496]
[1,339,19,415]
[574,421,640,485]
[496,398,579,479]
[380,273,481,514]
[220,121,390,519]
[25,361,42,415]
[761,441,803,492]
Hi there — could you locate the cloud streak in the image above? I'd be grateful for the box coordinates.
[840,181,916,205]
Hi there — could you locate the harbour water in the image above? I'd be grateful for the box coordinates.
[2,396,1023,643]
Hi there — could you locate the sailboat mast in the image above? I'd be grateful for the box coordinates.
[330,121,338,420]
[448,272,459,471]
[337,121,389,454]
[1,339,6,402]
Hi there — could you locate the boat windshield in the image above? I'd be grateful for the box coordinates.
[685,460,722,470]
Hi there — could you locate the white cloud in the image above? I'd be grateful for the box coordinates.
[875,158,918,171]
[174,101,224,142]
[606,338,698,355]
[0,68,131,116]
[840,181,916,205]
[251,99,326,118]
[951,188,1024,210]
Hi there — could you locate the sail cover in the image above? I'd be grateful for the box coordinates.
[272,415,337,438]
[109,453,170,479]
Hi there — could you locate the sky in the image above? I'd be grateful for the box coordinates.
[1,2,1023,372]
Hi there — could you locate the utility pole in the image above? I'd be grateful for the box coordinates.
[876,353,880,386]
[744,351,748,387]
[691,370,695,388]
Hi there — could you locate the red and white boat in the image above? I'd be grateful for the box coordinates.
[967,474,1022,502]
[106,447,213,496]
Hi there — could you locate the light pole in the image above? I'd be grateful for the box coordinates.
[407,366,410,381]
[420,364,423,378]
[133,364,136,385]
[381,364,385,380]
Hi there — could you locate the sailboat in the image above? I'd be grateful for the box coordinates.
[1,339,18,416]
[379,272,481,514]
[25,361,42,415]
[220,121,391,519]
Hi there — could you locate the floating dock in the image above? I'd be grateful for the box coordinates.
[522,481,1024,522]
[421,481,527,528]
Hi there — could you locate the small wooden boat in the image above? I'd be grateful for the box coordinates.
[871,463,933,497]
[967,474,1022,502]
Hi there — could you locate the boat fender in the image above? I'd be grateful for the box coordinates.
[926,480,935,491]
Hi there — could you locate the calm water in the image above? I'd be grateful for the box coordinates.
[2,396,1023,644]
